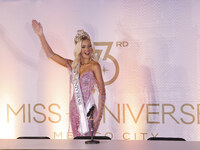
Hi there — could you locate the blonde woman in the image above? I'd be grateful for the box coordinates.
[32,20,106,137]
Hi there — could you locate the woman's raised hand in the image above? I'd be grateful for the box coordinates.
[32,20,43,37]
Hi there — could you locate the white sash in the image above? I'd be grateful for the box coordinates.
[72,66,89,135]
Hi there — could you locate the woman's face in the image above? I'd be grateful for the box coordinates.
[81,39,93,59]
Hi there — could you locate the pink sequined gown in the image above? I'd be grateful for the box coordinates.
[69,71,98,137]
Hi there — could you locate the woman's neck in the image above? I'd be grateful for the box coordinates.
[80,58,91,65]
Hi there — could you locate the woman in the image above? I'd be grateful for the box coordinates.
[32,20,106,137]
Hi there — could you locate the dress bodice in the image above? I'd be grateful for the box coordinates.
[80,71,96,101]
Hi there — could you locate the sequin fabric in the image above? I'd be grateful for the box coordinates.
[69,71,98,137]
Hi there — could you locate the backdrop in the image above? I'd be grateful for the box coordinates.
[0,0,200,141]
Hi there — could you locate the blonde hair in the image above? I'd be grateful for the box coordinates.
[72,30,97,76]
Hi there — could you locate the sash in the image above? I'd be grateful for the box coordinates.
[72,66,89,135]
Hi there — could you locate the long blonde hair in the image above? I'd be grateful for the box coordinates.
[72,31,97,76]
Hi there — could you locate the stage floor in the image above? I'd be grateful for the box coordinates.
[0,139,199,150]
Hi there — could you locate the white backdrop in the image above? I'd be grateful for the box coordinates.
[1,0,200,141]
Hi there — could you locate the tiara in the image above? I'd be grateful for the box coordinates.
[74,30,90,44]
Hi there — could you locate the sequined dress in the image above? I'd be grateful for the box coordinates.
[69,71,98,137]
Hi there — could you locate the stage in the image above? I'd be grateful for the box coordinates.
[0,139,199,150]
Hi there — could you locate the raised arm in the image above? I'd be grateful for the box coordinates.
[32,20,72,70]
[92,62,106,129]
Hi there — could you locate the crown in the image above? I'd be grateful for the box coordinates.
[74,29,90,44]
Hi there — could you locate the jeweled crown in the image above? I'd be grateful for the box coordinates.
[74,30,90,44]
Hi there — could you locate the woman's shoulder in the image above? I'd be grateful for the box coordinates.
[67,59,73,65]
[91,60,100,66]
[90,61,101,71]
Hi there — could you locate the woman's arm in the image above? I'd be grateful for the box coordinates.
[32,20,72,69]
[92,62,106,128]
